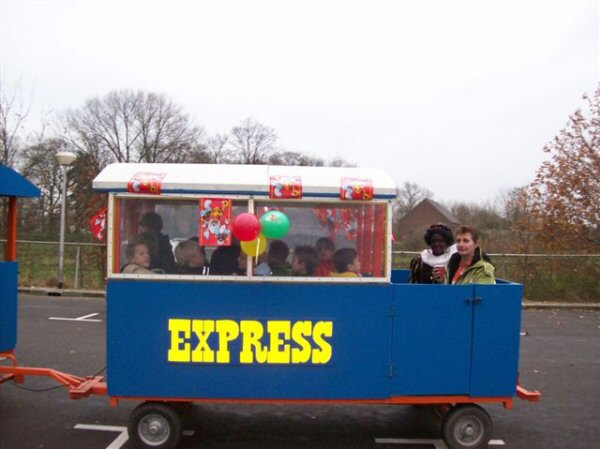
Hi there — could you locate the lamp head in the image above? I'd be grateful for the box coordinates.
[55,151,77,166]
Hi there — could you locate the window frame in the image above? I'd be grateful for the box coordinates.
[107,193,392,283]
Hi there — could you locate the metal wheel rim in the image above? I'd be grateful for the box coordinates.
[453,415,485,446]
[137,413,171,446]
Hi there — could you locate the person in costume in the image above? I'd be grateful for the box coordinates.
[447,225,496,285]
[409,223,456,284]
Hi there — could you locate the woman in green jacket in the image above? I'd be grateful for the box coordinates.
[447,225,495,285]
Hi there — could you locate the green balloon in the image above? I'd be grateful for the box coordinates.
[260,211,290,239]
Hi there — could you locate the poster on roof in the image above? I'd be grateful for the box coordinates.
[340,178,373,200]
[127,172,167,195]
[270,175,302,199]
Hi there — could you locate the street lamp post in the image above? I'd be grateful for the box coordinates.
[55,151,77,289]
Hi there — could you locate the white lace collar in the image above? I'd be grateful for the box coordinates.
[420,244,457,267]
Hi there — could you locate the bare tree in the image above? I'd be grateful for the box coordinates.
[0,81,31,167]
[269,150,324,167]
[205,133,231,164]
[19,138,68,232]
[229,118,277,164]
[327,156,355,167]
[62,90,204,164]
[449,200,506,231]
[393,182,433,219]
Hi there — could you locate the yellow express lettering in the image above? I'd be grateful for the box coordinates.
[168,319,191,362]
[291,321,312,364]
[311,321,333,364]
[267,321,291,364]
[192,319,215,363]
[240,320,268,364]
[167,318,333,365]
[216,320,240,363]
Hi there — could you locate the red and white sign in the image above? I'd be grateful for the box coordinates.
[340,178,373,200]
[270,176,302,199]
[89,208,107,241]
[127,172,167,195]
[199,198,232,246]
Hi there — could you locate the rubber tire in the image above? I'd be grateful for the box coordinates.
[128,402,183,449]
[442,404,493,449]
[171,401,193,416]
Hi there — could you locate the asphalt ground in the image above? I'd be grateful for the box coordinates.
[0,294,599,449]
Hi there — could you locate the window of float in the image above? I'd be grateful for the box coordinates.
[110,194,250,277]
[253,200,390,279]
[108,194,391,281]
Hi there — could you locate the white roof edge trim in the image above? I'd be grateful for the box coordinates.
[93,163,397,197]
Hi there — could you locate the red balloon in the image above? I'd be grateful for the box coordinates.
[232,213,261,241]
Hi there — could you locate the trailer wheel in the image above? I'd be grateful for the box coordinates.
[442,404,492,449]
[171,401,193,416]
[128,402,182,449]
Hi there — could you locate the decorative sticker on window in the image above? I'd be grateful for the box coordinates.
[270,176,302,199]
[340,178,373,200]
[127,172,167,195]
[342,208,358,240]
[199,198,232,246]
[314,207,339,239]
[89,207,107,241]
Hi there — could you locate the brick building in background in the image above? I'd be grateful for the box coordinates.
[396,198,460,240]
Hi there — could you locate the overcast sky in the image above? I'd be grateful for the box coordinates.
[1,0,598,204]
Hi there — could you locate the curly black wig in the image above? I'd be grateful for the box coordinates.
[424,223,454,246]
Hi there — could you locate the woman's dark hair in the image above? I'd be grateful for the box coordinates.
[333,248,357,273]
[210,245,241,275]
[424,223,454,246]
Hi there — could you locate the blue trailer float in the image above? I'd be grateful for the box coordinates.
[0,163,540,449]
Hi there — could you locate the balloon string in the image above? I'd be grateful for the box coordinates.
[255,235,260,260]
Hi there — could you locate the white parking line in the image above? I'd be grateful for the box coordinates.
[74,424,128,449]
[74,423,195,449]
[49,313,102,322]
[375,438,505,448]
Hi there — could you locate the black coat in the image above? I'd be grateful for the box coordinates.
[151,233,176,272]
[409,256,439,284]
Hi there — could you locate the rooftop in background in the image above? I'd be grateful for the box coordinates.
[92,163,397,199]
[397,198,460,238]
[0,165,41,198]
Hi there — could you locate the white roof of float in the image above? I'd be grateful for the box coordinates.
[92,163,397,198]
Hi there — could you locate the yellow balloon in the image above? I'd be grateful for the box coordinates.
[241,234,267,257]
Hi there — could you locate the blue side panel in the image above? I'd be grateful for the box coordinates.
[470,283,522,397]
[0,262,18,352]
[107,280,392,399]
[391,269,410,284]
[391,284,474,395]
